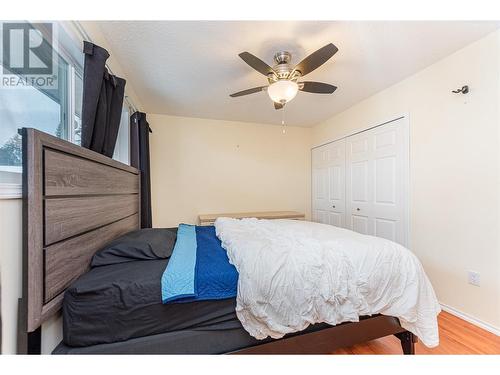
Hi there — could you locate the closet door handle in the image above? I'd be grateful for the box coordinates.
[332,205,336,208]
[356,208,360,211]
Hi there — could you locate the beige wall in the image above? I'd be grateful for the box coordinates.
[0,199,22,354]
[149,114,311,227]
[312,30,500,331]
[0,201,62,355]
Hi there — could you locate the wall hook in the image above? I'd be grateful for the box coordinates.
[452,85,469,94]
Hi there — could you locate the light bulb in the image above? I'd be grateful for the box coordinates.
[268,80,299,104]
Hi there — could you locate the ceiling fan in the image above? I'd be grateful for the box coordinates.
[230,43,338,110]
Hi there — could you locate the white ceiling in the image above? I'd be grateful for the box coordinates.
[96,21,500,127]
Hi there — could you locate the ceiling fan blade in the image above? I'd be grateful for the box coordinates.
[239,52,276,77]
[274,102,283,110]
[299,81,337,94]
[229,86,267,97]
[293,43,338,77]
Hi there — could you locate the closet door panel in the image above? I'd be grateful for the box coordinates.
[373,125,399,213]
[346,130,373,234]
[327,139,346,227]
[372,120,407,245]
[328,212,343,227]
[351,160,369,203]
[351,214,369,235]
[350,137,369,155]
[314,210,328,224]
[312,146,328,224]
[327,139,346,223]
[313,167,328,201]
[374,217,397,242]
[328,165,342,201]
[312,167,328,224]
[374,156,396,204]
[311,139,346,227]
[345,118,408,246]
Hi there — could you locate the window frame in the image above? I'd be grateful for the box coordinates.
[112,103,132,165]
[0,21,84,198]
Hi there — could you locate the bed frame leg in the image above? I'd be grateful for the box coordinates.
[17,298,41,354]
[395,331,417,355]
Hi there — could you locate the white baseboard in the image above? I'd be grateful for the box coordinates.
[440,302,500,336]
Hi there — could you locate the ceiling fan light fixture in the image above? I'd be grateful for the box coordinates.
[267,80,299,104]
[230,44,338,109]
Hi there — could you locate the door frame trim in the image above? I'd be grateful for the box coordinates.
[310,113,411,249]
[311,113,409,149]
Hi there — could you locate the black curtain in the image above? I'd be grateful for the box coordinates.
[130,112,152,228]
[81,41,126,157]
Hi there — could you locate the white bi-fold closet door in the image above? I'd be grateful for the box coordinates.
[312,139,346,227]
[312,117,409,247]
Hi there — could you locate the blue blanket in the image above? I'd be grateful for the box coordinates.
[161,224,238,303]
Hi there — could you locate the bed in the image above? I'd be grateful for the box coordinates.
[18,128,428,354]
[52,250,369,354]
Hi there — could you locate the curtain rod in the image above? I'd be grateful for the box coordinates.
[71,21,139,114]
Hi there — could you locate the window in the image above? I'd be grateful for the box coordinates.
[72,71,83,145]
[113,104,132,165]
[0,22,84,186]
[0,22,132,194]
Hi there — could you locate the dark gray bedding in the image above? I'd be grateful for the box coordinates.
[54,325,266,354]
[63,258,240,347]
[91,228,177,267]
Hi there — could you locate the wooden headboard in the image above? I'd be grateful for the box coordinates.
[21,128,140,334]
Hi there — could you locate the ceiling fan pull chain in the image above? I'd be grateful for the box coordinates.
[282,105,286,134]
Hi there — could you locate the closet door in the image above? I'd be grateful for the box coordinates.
[345,132,372,235]
[312,145,329,224]
[346,118,409,246]
[325,140,346,227]
[312,139,346,227]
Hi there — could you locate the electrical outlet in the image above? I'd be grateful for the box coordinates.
[468,271,480,287]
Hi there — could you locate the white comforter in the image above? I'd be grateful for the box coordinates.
[214,218,441,347]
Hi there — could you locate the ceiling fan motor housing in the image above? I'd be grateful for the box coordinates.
[271,51,297,81]
[274,51,292,64]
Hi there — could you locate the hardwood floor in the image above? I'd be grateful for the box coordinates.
[333,311,500,354]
